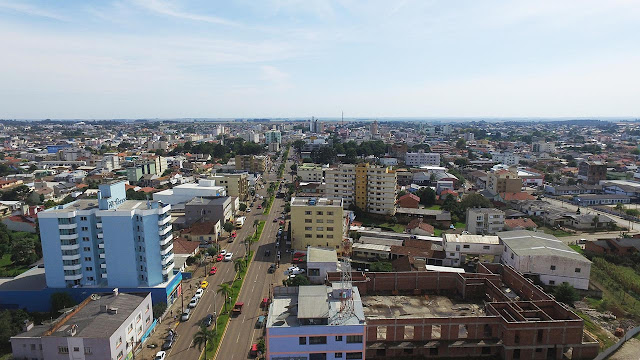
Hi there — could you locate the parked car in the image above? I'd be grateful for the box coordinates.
[203,314,214,327]
[257,205,262,209]
[181,309,191,321]
[188,297,199,308]
[264,249,271,257]
[273,218,278,222]
[256,315,266,328]
[247,208,251,212]
[232,302,244,316]
[194,288,204,299]
[216,254,224,262]
[220,250,227,256]
[155,351,167,360]
[224,253,233,261]
[249,344,258,357]
[292,256,304,264]
[201,280,209,289]
[209,266,218,275]
[268,264,276,273]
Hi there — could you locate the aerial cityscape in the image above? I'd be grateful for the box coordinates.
[1,1,640,360]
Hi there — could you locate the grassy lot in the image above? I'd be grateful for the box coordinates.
[576,311,617,349]
[262,194,275,215]
[540,226,573,237]
[569,244,585,254]
[0,253,31,277]
[434,229,443,237]
[424,205,441,210]
[453,222,465,229]
[355,213,406,233]
[590,257,640,319]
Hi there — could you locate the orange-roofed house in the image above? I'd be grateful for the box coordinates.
[397,193,420,208]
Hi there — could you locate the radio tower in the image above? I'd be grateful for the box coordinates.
[336,237,354,322]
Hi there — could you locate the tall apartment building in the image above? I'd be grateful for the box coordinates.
[404,151,440,167]
[325,163,397,215]
[265,130,282,144]
[487,169,521,195]
[370,120,379,135]
[491,152,520,166]
[126,156,168,183]
[532,141,556,153]
[235,155,269,173]
[266,285,366,360]
[11,292,153,360]
[209,173,249,201]
[291,197,346,251]
[38,181,174,288]
[298,163,325,182]
[465,208,505,234]
[578,161,607,185]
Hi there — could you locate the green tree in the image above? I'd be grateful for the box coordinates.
[290,164,297,172]
[239,203,247,212]
[455,138,466,149]
[223,221,234,236]
[234,258,247,280]
[217,283,232,312]
[417,188,436,207]
[10,237,38,265]
[51,292,76,314]
[193,325,216,357]
[369,261,393,272]
[285,274,310,286]
[553,282,579,306]
[152,303,167,319]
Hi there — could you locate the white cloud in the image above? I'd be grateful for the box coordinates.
[132,0,239,26]
[0,1,66,21]
[260,65,292,90]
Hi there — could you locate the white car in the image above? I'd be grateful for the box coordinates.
[155,351,166,360]
[224,253,233,261]
[194,288,204,299]
[181,308,191,321]
[188,297,199,308]
[291,268,306,275]
[220,249,227,256]
[247,208,251,212]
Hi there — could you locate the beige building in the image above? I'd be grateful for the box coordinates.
[291,197,346,252]
[466,208,505,234]
[235,155,269,173]
[487,169,521,194]
[324,163,397,215]
[210,173,249,201]
[297,163,325,182]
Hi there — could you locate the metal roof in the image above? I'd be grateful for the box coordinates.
[297,286,330,319]
[497,230,590,263]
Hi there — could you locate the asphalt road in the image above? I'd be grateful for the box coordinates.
[163,156,289,360]
[543,197,640,232]
[215,157,294,360]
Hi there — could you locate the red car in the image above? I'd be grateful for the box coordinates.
[293,252,306,258]
[209,266,218,275]
[279,220,285,225]
[292,257,304,264]
[231,231,237,238]
[257,205,262,209]
[216,254,224,262]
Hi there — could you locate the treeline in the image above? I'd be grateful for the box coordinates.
[171,138,266,162]
[0,223,42,272]
[306,140,388,164]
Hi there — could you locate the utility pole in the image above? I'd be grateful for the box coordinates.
[181,284,184,313]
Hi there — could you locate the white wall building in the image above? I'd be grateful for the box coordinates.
[443,234,502,267]
[405,151,441,167]
[498,230,591,290]
[153,179,226,205]
[491,152,521,166]
[305,247,339,284]
[466,208,505,235]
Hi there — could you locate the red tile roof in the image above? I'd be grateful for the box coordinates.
[505,218,537,229]
[172,238,200,255]
[501,192,536,201]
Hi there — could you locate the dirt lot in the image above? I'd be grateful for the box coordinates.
[608,337,640,360]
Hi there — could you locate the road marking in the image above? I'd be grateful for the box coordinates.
[207,303,211,311]
[189,339,194,348]
[236,332,241,343]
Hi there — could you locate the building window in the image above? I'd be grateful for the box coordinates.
[483,246,490,250]
[345,353,363,359]
[81,227,88,231]
[316,234,324,238]
[305,219,312,223]
[305,211,312,215]
[327,227,334,231]
[299,337,306,345]
[310,354,327,360]
[58,346,69,354]
[317,211,323,215]
[327,219,334,224]
[82,237,89,242]
[80,216,87,221]
[346,335,363,343]
[335,353,343,358]
[549,280,555,285]
[305,234,312,238]
[86,267,92,271]
[575,268,581,273]
[550,265,556,270]
[317,227,324,231]
[327,235,334,239]
[335,336,343,341]
[317,219,323,223]
[463,245,470,249]
[73,347,80,352]
[511,253,514,259]
[327,211,334,216]
[305,227,312,231]
[309,336,327,344]
[83,247,91,251]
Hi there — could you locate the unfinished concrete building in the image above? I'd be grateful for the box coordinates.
[329,264,599,360]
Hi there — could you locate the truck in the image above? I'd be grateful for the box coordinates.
[232,302,244,316]
[235,216,246,229]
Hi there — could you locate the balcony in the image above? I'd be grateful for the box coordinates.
[160,243,173,256]
[158,215,171,226]
[60,233,79,241]
[96,222,102,229]
[101,273,107,279]
[63,263,81,271]
[100,263,107,269]
[158,225,172,236]
[62,252,80,261]
[161,253,174,265]
[58,223,77,230]
[159,203,171,214]
[60,243,79,251]
[161,261,174,275]
[99,253,105,259]
[159,233,173,246]
[97,233,103,239]
[98,242,104,249]
[64,273,83,281]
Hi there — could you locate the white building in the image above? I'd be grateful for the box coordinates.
[266,285,366,360]
[532,141,556,153]
[298,163,326,182]
[491,152,521,166]
[305,247,338,284]
[498,230,591,290]
[443,234,502,267]
[152,179,226,205]
[404,151,441,167]
[11,292,153,360]
[466,208,505,235]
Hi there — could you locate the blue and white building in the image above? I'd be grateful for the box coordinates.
[267,284,366,360]
[38,181,175,288]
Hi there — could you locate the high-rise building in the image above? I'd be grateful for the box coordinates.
[578,161,607,185]
[235,155,269,173]
[265,130,282,144]
[487,169,522,195]
[291,197,346,251]
[532,141,556,153]
[325,163,397,215]
[466,208,505,234]
[297,163,325,182]
[209,173,249,201]
[370,120,379,135]
[38,181,174,288]
[404,151,441,167]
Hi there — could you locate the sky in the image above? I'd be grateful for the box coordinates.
[0,0,639,119]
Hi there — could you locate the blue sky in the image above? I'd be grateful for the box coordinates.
[0,0,639,119]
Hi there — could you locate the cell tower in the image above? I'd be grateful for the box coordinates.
[336,237,354,322]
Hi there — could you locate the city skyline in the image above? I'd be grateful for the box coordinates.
[1,0,639,119]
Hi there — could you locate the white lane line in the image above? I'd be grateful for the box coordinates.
[207,303,211,311]
[189,339,194,348]
[236,332,241,343]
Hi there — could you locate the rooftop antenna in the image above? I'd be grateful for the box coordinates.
[335,237,354,323]
[341,111,344,126]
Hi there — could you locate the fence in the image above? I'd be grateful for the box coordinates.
[594,325,640,360]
